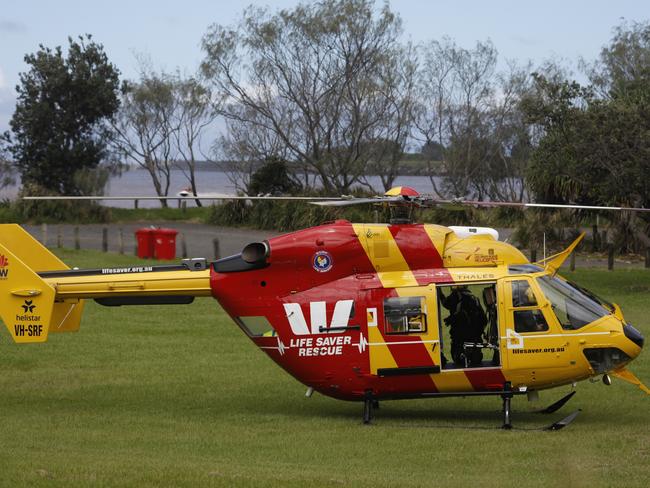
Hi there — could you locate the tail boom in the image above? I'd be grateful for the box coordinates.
[42,268,212,300]
[0,224,211,343]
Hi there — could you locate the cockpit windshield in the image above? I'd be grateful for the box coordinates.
[536,275,610,329]
[565,279,615,313]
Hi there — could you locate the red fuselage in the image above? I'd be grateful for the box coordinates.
[210,220,510,400]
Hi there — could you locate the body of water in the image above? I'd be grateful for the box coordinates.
[0,169,438,208]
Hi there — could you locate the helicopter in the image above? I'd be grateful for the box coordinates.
[0,187,648,429]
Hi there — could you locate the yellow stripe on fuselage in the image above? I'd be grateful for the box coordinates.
[354,224,417,374]
[430,369,475,391]
[422,224,448,261]
[367,324,398,374]
[354,224,491,393]
[352,224,418,288]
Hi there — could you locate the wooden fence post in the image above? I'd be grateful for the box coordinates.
[570,252,576,271]
[213,238,220,260]
[74,226,80,250]
[102,227,108,253]
[607,244,615,270]
[645,247,650,269]
[591,224,599,252]
[181,233,188,259]
[530,248,537,263]
[57,226,63,248]
[118,228,124,255]
[41,223,47,246]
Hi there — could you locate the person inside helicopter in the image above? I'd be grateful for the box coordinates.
[439,285,488,367]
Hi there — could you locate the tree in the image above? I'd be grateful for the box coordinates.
[477,61,533,202]
[3,35,120,195]
[524,74,650,208]
[415,38,502,199]
[111,72,178,207]
[201,0,413,194]
[173,76,217,207]
[584,20,650,99]
[364,42,418,191]
[0,145,15,191]
[523,22,650,249]
[215,106,291,193]
[248,157,302,195]
[414,38,533,201]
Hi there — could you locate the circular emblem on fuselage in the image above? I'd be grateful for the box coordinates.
[313,251,333,272]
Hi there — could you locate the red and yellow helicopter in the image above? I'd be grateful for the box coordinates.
[1,187,648,429]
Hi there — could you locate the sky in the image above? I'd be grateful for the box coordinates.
[1,0,649,133]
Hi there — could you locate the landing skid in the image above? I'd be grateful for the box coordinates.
[535,391,576,414]
[502,383,580,430]
[361,385,580,430]
[543,410,581,430]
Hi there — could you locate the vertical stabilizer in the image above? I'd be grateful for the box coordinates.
[0,224,84,340]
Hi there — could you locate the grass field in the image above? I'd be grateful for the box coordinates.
[1,249,649,487]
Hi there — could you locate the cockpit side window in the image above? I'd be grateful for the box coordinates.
[510,279,548,333]
[513,309,548,333]
[511,280,538,307]
[536,275,609,330]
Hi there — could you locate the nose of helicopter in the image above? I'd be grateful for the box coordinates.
[623,324,644,349]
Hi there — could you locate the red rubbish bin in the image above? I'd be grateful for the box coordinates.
[135,228,156,259]
[153,228,178,260]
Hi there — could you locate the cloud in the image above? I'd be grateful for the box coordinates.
[0,20,27,33]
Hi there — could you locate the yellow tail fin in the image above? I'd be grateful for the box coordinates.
[0,224,84,343]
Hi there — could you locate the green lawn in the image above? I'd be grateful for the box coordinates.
[1,251,649,487]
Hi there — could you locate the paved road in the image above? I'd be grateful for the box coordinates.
[22,223,279,260]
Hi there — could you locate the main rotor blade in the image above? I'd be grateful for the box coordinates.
[310,196,403,207]
[26,193,650,213]
[23,195,343,202]
[443,200,650,213]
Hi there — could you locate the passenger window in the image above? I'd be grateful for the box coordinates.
[384,296,427,334]
[514,310,549,333]
[511,280,537,307]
